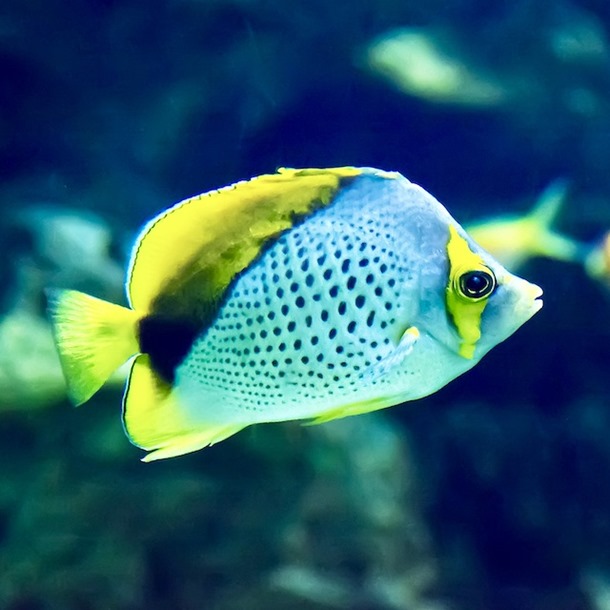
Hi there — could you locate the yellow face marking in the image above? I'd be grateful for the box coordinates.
[446,225,496,359]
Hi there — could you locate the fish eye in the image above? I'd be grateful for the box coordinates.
[458,269,496,300]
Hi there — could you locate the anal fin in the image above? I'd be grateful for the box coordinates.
[306,396,387,425]
[122,355,245,461]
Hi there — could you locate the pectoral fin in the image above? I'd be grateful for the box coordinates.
[306,326,420,426]
[359,326,420,384]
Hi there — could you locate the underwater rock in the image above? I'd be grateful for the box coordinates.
[0,205,125,411]
[0,309,66,411]
[0,304,126,413]
[582,569,610,610]
[0,411,445,610]
[8,205,124,303]
[265,415,443,610]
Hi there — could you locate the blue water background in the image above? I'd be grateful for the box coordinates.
[1,1,610,609]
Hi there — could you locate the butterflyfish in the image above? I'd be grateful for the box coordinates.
[466,180,584,271]
[48,167,543,461]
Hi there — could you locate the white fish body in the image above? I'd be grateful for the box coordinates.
[175,170,541,426]
[48,167,542,461]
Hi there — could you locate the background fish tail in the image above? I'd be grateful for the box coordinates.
[47,289,140,405]
[529,179,585,263]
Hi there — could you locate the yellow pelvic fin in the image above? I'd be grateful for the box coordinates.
[306,395,391,426]
[126,167,362,320]
[47,289,140,405]
[123,355,245,461]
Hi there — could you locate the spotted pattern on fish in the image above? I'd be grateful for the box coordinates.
[176,179,422,422]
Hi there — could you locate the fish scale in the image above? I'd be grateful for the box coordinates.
[177,201,412,424]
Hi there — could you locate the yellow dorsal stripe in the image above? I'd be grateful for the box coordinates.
[127,167,362,320]
[445,225,489,359]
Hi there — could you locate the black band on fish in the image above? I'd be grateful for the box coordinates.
[138,316,201,383]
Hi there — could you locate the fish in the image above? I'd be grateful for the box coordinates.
[366,27,507,108]
[47,167,543,461]
[465,180,584,271]
[466,182,610,295]
[585,231,610,288]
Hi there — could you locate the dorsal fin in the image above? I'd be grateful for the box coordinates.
[127,167,362,322]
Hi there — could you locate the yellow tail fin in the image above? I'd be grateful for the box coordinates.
[47,289,140,405]
[528,179,582,263]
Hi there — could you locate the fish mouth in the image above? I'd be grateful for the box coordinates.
[528,284,543,314]
[532,298,543,314]
[510,278,543,318]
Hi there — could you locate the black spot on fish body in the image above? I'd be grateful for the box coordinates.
[138,316,201,383]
